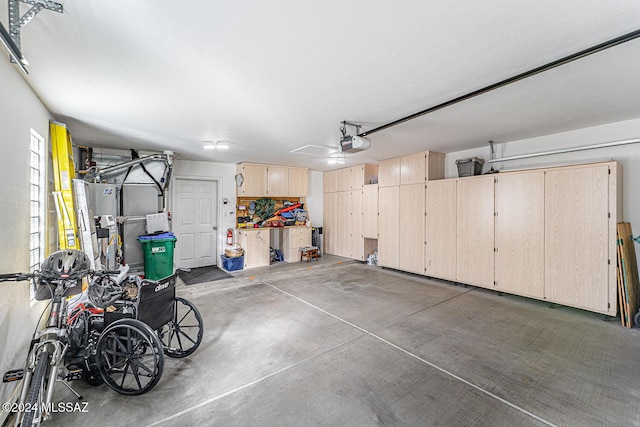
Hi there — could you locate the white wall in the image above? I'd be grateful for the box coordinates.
[0,59,52,407]
[306,170,324,227]
[444,117,640,231]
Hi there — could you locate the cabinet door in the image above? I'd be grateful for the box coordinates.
[363,184,379,239]
[425,180,456,281]
[378,186,400,268]
[399,183,425,274]
[335,191,350,257]
[349,190,364,260]
[282,227,311,261]
[241,164,267,196]
[323,192,337,255]
[545,166,610,313]
[239,230,270,268]
[288,167,308,197]
[400,152,425,185]
[323,170,338,193]
[456,176,494,288]
[350,165,364,190]
[379,158,401,187]
[495,172,544,298]
[267,166,288,196]
[336,168,350,192]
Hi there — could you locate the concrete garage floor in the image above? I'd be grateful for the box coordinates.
[46,257,640,426]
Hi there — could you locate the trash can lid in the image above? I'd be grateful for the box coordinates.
[138,232,175,241]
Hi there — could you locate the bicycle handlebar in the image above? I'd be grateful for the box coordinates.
[0,272,35,282]
[0,269,124,283]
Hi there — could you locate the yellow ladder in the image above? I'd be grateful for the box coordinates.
[50,121,80,250]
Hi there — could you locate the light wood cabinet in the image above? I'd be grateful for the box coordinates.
[349,165,364,191]
[335,191,350,257]
[323,164,377,260]
[379,158,401,187]
[347,190,363,260]
[282,227,311,262]
[378,186,400,269]
[267,166,289,196]
[544,164,613,314]
[399,183,425,274]
[494,172,544,299]
[237,228,270,268]
[400,152,426,185]
[380,151,445,187]
[350,164,378,189]
[237,163,267,196]
[336,168,351,192]
[323,170,338,193]
[323,192,337,255]
[425,180,456,281]
[362,184,378,239]
[237,163,308,197]
[456,176,494,288]
[288,167,308,197]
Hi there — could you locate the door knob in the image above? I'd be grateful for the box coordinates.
[213,226,218,230]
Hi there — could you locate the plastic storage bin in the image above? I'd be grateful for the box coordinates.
[220,255,244,271]
[455,157,484,177]
[138,232,176,280]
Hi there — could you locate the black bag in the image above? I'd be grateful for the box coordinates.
[137,275,176,330]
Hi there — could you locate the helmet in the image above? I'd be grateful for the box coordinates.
[40,250,91,281]
[87,276,122,308]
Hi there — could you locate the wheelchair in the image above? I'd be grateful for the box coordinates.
[86,270,204,395]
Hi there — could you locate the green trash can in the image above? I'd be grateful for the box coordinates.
[138,232,177,280]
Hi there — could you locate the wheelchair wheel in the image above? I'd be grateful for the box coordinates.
[158,297,204,358]
[96,318,164,395]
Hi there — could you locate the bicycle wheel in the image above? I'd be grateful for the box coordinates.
[158,297,204,358]
[22,350,50,426]
[96,319,164,395]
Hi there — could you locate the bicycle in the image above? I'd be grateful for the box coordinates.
[0,250,164,426]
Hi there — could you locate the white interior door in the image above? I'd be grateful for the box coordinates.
[174,179,218,268]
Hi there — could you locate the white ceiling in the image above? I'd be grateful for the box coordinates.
[5,0,640,170]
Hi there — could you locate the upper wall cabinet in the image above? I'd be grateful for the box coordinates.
[268,165,289,196]
[379,151,445,187]
[323,169,338,193]
[323,164,378,193]
[400,152,426,185]
[237,163,308,197]
[288,167,308,197]
[237,163,267,196]
[378,157,401,187]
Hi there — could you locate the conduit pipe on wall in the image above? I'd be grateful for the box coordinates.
[487,138,640,163]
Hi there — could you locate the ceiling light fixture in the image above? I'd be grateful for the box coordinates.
[202,140,231,150]
[328,153,346,165]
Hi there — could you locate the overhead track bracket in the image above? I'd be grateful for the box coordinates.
[2,0,63,73]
